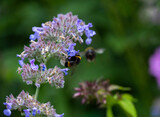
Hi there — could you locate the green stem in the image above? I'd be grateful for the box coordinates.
[107,107,114,117]
[34,58,47,100]
[35,87,39,100]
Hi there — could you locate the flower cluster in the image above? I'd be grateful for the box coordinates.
[73,79,129,107]
[17,59,68,88]
[73,80,111,106]
[17,12,95,88]
[4,12,96,117]
[149,47,160,87]
[3,90,63,117]
[76,19,96,45]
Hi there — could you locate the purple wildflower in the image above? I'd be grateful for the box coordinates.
[29,27,42,40]
[74,79,132,108]
[76,18,95,45]
[149,47,160,87]
[65,43,78,57]
[29,34,36,41]
[29,59,39,71]
[61,68,69,75]
[73,80,110,105]
[17,12,96,88]
[19,60,24,67]
[37,110,41,114]
[85,30,96,37]
[88,23,93,28]
[16,53,27,60]
[32,107,37,116]
[69,43,76,50]
[31,64,39,71]
[29,59,35,65]
[4,91,59,117]
[85,38,92,45]
[3,109,11,116]
[3,103,12,109]
[41,64,46,71]
[77,25,85,33]
[24,109,31,117]
[26,80,32,85]
[35,83,40,88]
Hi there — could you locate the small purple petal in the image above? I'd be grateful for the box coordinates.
[65,43,78,56]
[29,59,35,65]
[85,30,96,37]
[88,23,93,28]
[32,27,43,32]
[77,25,84,33]
[42,66,45,71]
[26,80,32,85]
[3,103,12,109]
[3,109,11,116]
[19,60,24,67]
[16,54,21,58]
[40,63,46,71]
[37,110,41,114]
[77,19,82,24]
[24,109,31,117]
[32,107,37,116]
[68,43,76,50]
[31,64,39,71]
[32,107,37,112]
[29,34,36,40]
[32,111,36,116]
[55,113,64,117]
[85,38,92,45]
[68,50,78,57]
[61,68,69,75]
[149,47,160,87]
[35,83,40,88]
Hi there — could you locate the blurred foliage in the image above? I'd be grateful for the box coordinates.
[0,0,160,117]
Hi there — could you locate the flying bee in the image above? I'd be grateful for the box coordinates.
[61,54,81,67]
[60,53,81,76]
[81,47,105,62]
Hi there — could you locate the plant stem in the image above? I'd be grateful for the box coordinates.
[35,87,39,100]
[34,59,47,100]
[107,107,114,117]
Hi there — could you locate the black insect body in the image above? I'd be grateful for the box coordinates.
[85,47,96,62]
[65,54,81,67]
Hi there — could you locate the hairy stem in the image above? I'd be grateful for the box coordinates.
[35,87,39,100]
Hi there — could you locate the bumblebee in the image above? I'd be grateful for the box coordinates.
[64,54,81,67]
[82,47,105,62]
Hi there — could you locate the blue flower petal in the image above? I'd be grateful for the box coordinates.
[85,38,92,45]
[3,109,11,116]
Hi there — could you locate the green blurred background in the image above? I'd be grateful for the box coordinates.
[0,0,160,117]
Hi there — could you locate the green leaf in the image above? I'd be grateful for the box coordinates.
[122,93,137,102]
[118,94,137,117]
[108,85,131,91]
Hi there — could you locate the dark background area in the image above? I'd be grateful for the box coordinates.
[0,0,160,117]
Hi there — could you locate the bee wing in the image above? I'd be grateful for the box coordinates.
[95,48,105,54]
[60,58,66,66]
[79,51,85,57]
